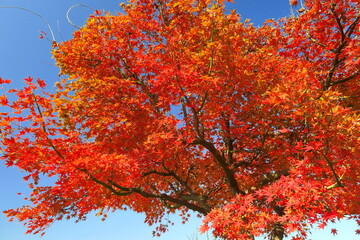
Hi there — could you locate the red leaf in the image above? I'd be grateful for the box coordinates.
[278,128,290,133]
[36,78,46,89]
[0,95,9,106]
[290,0,298,6]
[0,77,11,84]
[318,223,326,229]
[24,77,33,83]
[303,145,314,152]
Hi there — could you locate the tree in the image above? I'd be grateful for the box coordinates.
[0,0,359,239]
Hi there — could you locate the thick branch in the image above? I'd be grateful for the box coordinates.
[79,168,132,196]
[142,170,211,211]
[323,139,344,190]
[324,5,359,90]
[108,180,210,214]
[142,170,173,177]
[192,138,244,196]
[221,115,234,165]
[181,93,205,138]
[79,169,209,214]
[330,71,360,86]
[257,169,290,189]
[330,4,346,44]
[344,14,360,38]
[270,223,285,240]
[324,54,345,90]
[181,98,188,123]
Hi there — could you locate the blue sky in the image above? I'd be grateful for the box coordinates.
[0,0,358,240]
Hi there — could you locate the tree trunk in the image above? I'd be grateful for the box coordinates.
[270,223,285,240]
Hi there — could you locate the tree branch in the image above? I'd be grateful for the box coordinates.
[108,180,210,214]
[330,71,360,86]
[323,139,344,190]
[344,14,360,39]
[323,5,359,90]
[330,3,346,44]
[79,168,210,214]
[142,169,211,211]
[191,138,244,196]
[120,58,160,113]
[221,114,234,165]
[78,168,133,196]
[33,94,65,160]
[257,169,290,189]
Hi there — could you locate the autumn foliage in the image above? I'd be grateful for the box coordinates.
[1,0,359,239]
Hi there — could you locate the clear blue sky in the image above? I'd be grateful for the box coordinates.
[0,0,358,240]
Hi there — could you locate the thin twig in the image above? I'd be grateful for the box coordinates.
[66,4,96,29]
[0,6,56,41]
[32,93,65,159]
[323,139,344,190]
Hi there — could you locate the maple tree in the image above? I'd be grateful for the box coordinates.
[1,0,360,239]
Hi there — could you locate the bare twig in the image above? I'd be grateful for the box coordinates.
[0,6,56,41]
[66,4,96,29]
